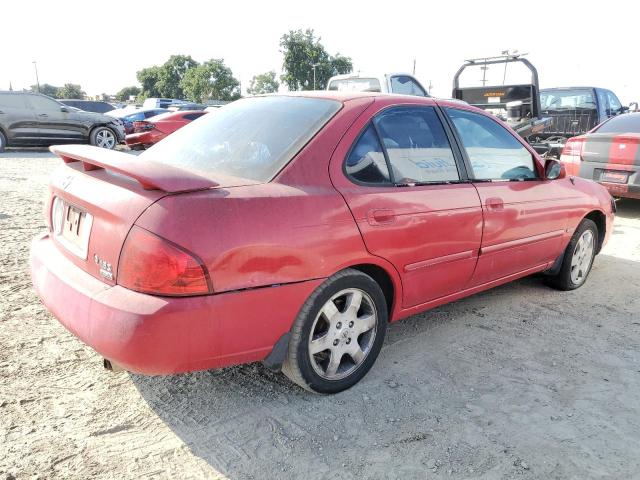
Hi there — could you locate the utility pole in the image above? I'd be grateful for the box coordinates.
[312,63,320,90]
[412,59,416,75]
[32,61,40,92]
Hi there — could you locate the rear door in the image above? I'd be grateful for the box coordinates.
[330,100,483,308]
[443,105,574,286]
[0,93,38,143]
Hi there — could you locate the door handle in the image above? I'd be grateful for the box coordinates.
[367,209,396,226]
[485,197,504,210]
[37,113,48,117]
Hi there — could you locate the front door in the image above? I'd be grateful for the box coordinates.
[26,94,85,142]
[331,102,483,308]
[442,106,575,286]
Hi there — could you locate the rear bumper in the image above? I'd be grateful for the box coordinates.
[30,233,321,374]
[579,161,640,199]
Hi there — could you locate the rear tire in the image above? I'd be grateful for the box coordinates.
[282,269,388,394]
[0,131,6,152]
[546,218,598,291]
[90,127,117,149]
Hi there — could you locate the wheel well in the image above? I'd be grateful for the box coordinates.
[585,210,606,253]
[349,264,395,319]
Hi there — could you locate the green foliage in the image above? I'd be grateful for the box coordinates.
[136,66,162,98]
[57,83,85,99]
[279,29,353,91]
[31,83,60,97]
[136,55,240,102]
[156,55,198,99]
[115,86,141,102]
[180,59,241,103]
[247,71,280,95]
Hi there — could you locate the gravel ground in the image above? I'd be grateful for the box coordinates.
[1,150,639,480]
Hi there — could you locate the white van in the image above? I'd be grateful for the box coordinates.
[326,72,429,96]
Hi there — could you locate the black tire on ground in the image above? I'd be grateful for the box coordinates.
[282,268,388,394]
[0,130,6,152]
[546,218,598,291]
[89,127,117,150]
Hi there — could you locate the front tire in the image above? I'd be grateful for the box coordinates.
[90,127,117,149]
[282,269,388,394]
[546,218,598,290]
[0,130,6,152]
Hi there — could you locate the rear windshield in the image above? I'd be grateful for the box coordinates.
[596,113,640,134]
[142,96,341,182]
[540,89,595,110]
[328,78,381,92]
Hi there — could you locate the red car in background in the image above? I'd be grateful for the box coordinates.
[30,93,614,394]
[125,110,207,150]
[560,112,640,199]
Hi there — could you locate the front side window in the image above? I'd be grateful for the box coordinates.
[374,107,459,183]
[27,94,62,111]
[445,108,537,181]
[143,96,341,182]
[390,76,427,96]
[606,91,622,114]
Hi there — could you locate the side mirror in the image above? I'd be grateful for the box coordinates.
[545,158,565,180]
[60,106,68,113]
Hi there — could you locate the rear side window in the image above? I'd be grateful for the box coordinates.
[374,107,459,183]
[345,125,391,185]
[143,96,341,182]
[390,76,427,96]
[596,113,640,134]
[445,107,537,180]
[328,78,381,92]
[0,94,26,109]
[183,112,205,121]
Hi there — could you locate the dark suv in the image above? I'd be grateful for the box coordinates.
[0,91,125,152]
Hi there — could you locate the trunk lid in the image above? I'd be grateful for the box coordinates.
[47,145,256,285]
[582,133,640,166]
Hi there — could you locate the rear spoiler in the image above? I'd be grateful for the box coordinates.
[51,145,218,192]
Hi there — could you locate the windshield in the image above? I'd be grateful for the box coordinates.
[142,96,341,182]
[328,78,381,92]
[540,89,595,110]
[596,113,640,134]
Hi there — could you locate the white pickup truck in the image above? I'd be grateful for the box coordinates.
[326,72,429,96]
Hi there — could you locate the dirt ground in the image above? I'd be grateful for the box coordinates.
[1,150,639,480]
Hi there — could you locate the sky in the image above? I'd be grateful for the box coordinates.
[2,0,638,103]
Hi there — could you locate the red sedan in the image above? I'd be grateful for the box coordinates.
[560,112,640,200]
[125,110,207,150]
[30,93,615,393]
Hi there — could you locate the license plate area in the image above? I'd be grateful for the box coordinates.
[601,170,629,184]
[52,197,93,259]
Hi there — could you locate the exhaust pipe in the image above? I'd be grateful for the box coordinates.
[103,358,124,372]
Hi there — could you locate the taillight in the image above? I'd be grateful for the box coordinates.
[133,121,154,133]
[118,226,211,296]
[560,137,585,176]
[561,137,585,157]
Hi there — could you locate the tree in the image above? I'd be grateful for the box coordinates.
[157,55,198,99]
[279,29,353,91]
[180,59,241,103]
[31,83,60,97]
[247,71,279,95]
[57,83,85,99]
[137,65,162,98]
[115,86,141,102]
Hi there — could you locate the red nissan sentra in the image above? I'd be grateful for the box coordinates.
[30,92,615,393]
